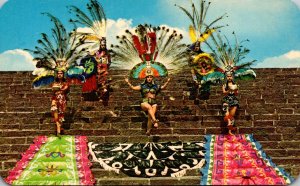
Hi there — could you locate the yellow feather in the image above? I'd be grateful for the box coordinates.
[83,35,100,41]
[189,25,197,43]
[198,29,215,42]
[192,53,214,65]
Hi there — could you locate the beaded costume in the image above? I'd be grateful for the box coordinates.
[68,0,111,104]
[28,13,89,136]
[177,0,227,100]
[222,82,239,111]
[202,32,256,134]
[51,81,70,123]
[140,80,161,105]
[113,24,188,135]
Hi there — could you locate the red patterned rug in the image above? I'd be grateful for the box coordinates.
[201,134,294,185]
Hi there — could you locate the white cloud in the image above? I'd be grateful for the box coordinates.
[0,49,35,71]
[106,19,134,47]
[291,0,300,9]
[106,19,189,69]
[0,0,8,8]
[158,24,189,44]
[76,18,134,50]
[254,50,300,68]
[0,19,189,71]
[77,18,190,47]
[161,0,293,37]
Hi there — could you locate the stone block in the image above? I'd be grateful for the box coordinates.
[173,128,205,135]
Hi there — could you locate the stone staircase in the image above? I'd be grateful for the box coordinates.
[0,68,299,185]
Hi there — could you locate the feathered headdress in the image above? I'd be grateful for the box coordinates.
[111,24,189,79]
[176,0,227,48]
[27,13,88,88]
[202,32,257,84]
[176,0,228,78]
[68,0,107,50]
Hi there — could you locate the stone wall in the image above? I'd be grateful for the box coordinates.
[0,68,299,184]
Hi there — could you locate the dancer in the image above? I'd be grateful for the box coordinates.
[222,71,239,135]
[125,69,170,135]
[69,0,111,104]
[177,0,227,100]
[112,24,188,135]
[51,69,70,136]
[29,14,88,136]
[202,32,256,135]
[95,38,111,105]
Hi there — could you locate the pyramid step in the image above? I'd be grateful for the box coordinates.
[91,168,200,178]
[95,176,201,185]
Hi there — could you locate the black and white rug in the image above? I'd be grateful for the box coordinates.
[88,141,205,177]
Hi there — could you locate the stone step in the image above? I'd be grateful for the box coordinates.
[0,69,300,179]
[91,167,201,178]
[95,176,201,185]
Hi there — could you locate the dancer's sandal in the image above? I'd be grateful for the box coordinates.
[60,127,65,135]
[146,129,151,136]
[227,124,235,131]
[153,119,159,128]
[56,122,62,138]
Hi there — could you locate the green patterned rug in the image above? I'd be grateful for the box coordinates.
[5,135,94,185]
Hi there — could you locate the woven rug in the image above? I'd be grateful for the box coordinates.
[88,141,205,177]
[201,134,294,185]
[5,135,94,185]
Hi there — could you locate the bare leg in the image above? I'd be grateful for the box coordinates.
[53,112,61,136]
[152,105,158,128]
[229,106,237,119]
[51,100,61,136]
[226,116,234,135]
[228,106,238,135]
[146,115,152,136]
[141,103,158,135]
[141,103,157,122]
[227,106,237,127]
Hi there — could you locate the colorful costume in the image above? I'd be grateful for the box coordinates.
[51,82,70,123]
[140,82,160,105]
[68,1,111,104]
[222,82,239,110]
[111,24,189,74]
[201,32,256,133]
[112,24,187,135]
[177,0,227,100]
[28,13,89,135]
[80,55,98,95]
[95,39,111,104]
[190,52,215,99]
[30,14,88,89]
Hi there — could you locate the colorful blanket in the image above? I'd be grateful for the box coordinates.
[5,136,94,185]
[88,141,205,177]
[201,134,294,185]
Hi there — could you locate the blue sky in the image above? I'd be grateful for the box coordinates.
[1,0,300,70]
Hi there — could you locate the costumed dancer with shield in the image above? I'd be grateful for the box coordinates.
[68,0,111,104]
[176,0,227,100]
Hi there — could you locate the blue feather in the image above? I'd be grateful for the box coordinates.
[67,66,85,82]
[32,75,55,88]
[202,71,224,84]
[234,68,256,80]
[131,61,168,79]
